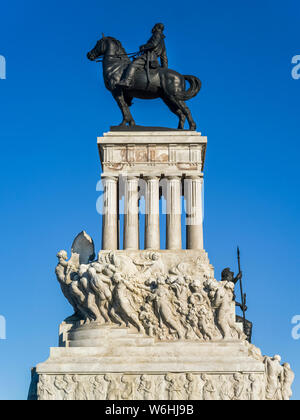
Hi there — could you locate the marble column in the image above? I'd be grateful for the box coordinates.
[185,176,203,250]
[123,176,139,250]
[145,176,160,250]
[166,176,182,250]
[102,176,118,250]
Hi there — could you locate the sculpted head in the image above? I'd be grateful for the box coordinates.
[222,268,234,282]
[186,373,193,382]
[151,252,160,261]
[57,250,67,261]
[274,355,281,363]
[113,273,123,284]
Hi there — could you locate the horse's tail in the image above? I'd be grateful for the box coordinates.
[174,75,202,101]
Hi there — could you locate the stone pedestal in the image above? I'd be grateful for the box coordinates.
[29,130,294,401]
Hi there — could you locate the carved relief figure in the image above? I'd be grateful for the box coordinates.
[232,373,245,400]
[54,375,67,400]
[201,374,216,400]
[88,264,112,323]
[248,374,261,400]
[55,251,79,320]
[105,374,120,400]
[281,363,294,401]
[137,375,153,400]
[210,281,244,340]
[185,373,200,400]
[38,375,54,400]
[121,375,135,400]
[63,375,76,400]
[110,273,145,333]
[148,277,183,339]
[74,375,89,400]
[90,375,107,400]
[264,355,283,401]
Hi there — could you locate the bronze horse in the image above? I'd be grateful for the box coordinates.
[87,36,201,130]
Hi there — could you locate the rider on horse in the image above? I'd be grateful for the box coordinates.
[118,23,168,88]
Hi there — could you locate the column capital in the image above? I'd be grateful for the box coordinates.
[102,175,118,182]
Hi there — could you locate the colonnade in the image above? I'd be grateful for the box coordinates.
[101,175,203,251]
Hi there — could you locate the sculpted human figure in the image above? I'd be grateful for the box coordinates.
[264,355,283,400]
[232,373,245,400]
[63,375,76,401]
[165,374,183,400]
[148,277,183,339]
[185,373,200,400]
[105,374,120,400]
[211,281,244,340]
[74,375,88,400]
[281,363,294,400]
[89,375,107,400]
[88,264,112,323]
[38,375,54,400]
[118,23,168,88]
[55,251,79,319]
[248,374,261,400]
[54,375,67,400]
[110,273,145,333]
[197,304,215,340]
[141,252,165,280]
[139,303,157,337]
[201,374,216,400]
[137,375,153,400]
[69,277,91,322]
[121,376,135,400]
[78,265,102,322]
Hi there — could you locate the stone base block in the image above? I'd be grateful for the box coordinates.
[29,325,266,400]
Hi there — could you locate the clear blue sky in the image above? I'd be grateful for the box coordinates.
[0,0,299,400]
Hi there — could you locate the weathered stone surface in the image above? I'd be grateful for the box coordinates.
[29,131,294,400]
[33,371,266,400]
[98,130,207,177]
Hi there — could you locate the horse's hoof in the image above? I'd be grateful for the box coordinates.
[129,121,136,128]
[190,124,196,131]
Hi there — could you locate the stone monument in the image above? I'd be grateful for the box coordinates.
[28,27,294,401]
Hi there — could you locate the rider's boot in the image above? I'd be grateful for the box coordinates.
[118,66,136,88]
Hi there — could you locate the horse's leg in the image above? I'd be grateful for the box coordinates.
[112,89,135,127]
[161,96,186,129]
[177,100,196,131]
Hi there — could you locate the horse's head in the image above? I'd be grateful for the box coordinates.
[87,36,106,61]
[87,35,128,61]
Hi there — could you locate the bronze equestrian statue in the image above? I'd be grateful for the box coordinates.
[87,24,201,130]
